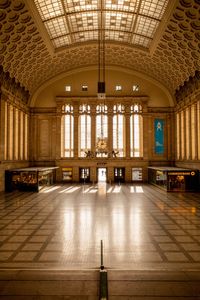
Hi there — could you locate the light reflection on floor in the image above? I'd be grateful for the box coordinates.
[44,184,144,195]
[1,183,200,270]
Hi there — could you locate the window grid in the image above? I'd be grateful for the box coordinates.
[61,104,74,158]
[44,17,68,39]
[132,34,151,47]
[34,0,64,21]
[113,104,125,157]
[52,35,70,47]
[79,105,91,157]
[69,12,98,32]
[105,12,134,32]
[140,0,168,19]
[34,0,169,48]
[105,0,140,12]
[79,114,91,157]
[64,0,98,13]
[130,104,143,157]
[135,16,159,38]
[105,30,130,42]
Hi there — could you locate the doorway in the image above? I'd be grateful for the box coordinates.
[79,168,90,183]
[97,168,107,182]
[114,167,125,183]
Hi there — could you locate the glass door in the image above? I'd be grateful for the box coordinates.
[97,168,107,182]
[114,167,125,183]
[79,168,90,183]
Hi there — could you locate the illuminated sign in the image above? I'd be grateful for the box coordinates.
[168,172,195,176]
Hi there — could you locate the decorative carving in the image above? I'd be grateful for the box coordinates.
[0,67,30,104]
[175,70,200,102]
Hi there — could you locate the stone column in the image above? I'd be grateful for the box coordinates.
[13,107,18,160]
[7,103,13,161]
[193,103,198,160]
[187,106,191,160]
[0,96,6,161]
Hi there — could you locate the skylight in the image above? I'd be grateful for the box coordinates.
[34,0,169,49]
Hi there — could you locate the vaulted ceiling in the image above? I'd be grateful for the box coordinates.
[0,0,200,97]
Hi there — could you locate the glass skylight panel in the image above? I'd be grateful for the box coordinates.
[52,35,70,47]
[132,34,150,47]
[73,30,98,42]
[69,12,98,32]
[105,12,133,32]
[64,0,98,13]
[34,0,64,21]
[105,0,140,12]
[105,30,130,42]
[140,0,168,19]
[44,17,68,39]
[135,16,159,38]
[34,0,170,49]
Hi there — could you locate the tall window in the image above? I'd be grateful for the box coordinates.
[61,104,74,157]
[79,104,91,157]
[130,104,143,157]
[113,104,125,157]
[96,104,108,157]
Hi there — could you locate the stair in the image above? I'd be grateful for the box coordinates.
[0,269,200,299]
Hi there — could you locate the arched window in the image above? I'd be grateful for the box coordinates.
[61,104,74,157]
[130,104,143,157]
[96,104,108,157]
[79,104,91,157]
[113,104,125,157]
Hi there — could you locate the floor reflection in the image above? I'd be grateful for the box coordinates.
[1,184,200,270]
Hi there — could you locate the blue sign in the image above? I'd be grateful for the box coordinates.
[155,119,164,154]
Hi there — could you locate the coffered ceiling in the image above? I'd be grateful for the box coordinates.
[0,0,200,97]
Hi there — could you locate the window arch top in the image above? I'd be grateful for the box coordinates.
[79,104,90,114]
[113,104,125,114]
[131,104,142,113]
[62,104,73,113]
[96,104,107,114]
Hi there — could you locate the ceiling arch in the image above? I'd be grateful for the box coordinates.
[30,65,174,107]
[0,0,200,99]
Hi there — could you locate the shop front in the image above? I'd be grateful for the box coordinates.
[5,167,58,192]
[148,167,199,192]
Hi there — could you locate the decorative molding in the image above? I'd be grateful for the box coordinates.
[0,67,30,105]
[175,70,200,104]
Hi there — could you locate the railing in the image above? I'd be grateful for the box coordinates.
[99,240,108,300]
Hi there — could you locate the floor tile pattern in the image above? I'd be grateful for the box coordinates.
[0,183,200,270]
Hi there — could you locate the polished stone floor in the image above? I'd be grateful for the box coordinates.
[1,183,200,271]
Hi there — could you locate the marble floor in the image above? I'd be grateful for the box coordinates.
[1,183,200,271]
